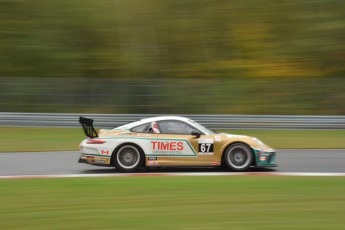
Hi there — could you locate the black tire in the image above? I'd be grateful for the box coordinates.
[113,144,144,172]
[223,143,253,172]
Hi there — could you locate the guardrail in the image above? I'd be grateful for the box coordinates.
[0,112,344,130]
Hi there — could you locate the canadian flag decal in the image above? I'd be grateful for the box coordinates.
[101,150,109,155]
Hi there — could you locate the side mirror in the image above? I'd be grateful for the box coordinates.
[191,131,201,138]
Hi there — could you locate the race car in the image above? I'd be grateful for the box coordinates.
[78,116,276,172]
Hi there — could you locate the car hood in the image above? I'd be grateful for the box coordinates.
[216,133,274,152]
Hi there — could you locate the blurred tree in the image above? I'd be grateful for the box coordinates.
[0,0,344,114]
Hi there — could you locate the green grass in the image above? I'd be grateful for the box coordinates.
[0,176,344,229]
[227,130,345,149]
[0,127,344,152]
[0,127,84,152]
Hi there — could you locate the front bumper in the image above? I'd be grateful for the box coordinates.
[252,148,277,167]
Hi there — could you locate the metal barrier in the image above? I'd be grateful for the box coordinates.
[0,112,344,129]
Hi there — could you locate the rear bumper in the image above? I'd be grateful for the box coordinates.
[78,153,111,166]
[78,158,88,164]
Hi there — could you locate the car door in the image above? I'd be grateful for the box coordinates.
[151,120,214,166]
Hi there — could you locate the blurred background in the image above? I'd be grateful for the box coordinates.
[0,0,344,115]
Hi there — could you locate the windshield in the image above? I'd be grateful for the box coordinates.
[188,119,215,135]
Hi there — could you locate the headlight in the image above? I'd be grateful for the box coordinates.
[252,137,265,147]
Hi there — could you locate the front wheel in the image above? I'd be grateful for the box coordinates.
[223,143,253,171]
[113,144,144,172]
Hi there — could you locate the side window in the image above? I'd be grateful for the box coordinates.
[131,123,151,133]
[157,120,199,135]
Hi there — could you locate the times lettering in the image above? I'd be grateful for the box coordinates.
[151,141,184,151]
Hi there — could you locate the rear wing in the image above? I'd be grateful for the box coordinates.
[79,116,98,138]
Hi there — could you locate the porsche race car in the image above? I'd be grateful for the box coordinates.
[78,116,276,172]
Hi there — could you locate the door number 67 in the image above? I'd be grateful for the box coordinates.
[199,143,213,153]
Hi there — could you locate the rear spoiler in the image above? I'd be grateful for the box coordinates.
[79,116,98,138]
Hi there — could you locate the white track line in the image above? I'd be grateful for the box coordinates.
[1,172,345,179]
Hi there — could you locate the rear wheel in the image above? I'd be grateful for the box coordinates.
[223,143,253,171]
[113,144,144,172]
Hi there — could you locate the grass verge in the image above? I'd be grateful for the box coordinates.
[0,127,344,152]
[227,129,345,149]
[0,176,344,229]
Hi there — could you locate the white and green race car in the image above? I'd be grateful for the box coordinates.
[79,116,276,172]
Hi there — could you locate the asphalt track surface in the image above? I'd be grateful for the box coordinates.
[0,149,344,177]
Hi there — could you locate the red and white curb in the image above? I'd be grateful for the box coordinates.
[1,172,345,179]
